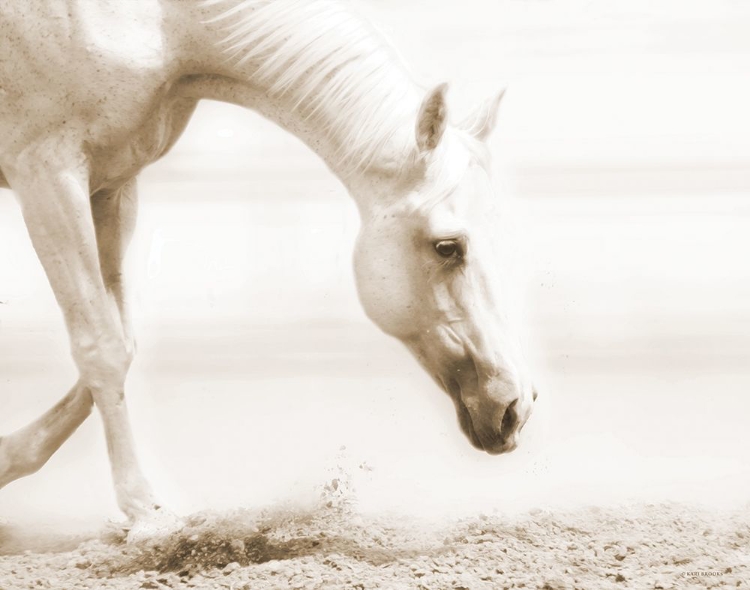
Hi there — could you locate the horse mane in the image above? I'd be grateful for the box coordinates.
[202,0,422,171]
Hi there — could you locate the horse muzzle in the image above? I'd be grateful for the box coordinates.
[447,373,535,455]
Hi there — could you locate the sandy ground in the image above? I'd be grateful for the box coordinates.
[1,497,748,590]
[2,3,750,589]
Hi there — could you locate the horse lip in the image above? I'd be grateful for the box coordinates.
[448,378,486,452]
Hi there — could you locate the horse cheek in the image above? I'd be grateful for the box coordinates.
[353,237,418,338]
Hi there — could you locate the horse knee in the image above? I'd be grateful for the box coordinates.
[0,436,48,484]
[125,336,137,364]
[74,336,133,390]
[0,436,17,486]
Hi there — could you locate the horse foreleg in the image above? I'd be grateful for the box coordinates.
[6,154,168,530]
[90,180,181,538]
[92,178,139,355]
[0,384,93,489]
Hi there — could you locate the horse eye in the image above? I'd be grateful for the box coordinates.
[434,239,462,259]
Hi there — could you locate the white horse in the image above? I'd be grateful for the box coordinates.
[0,0,536,536]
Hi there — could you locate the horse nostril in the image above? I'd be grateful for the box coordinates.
[532,388,539,402]
[500,398,519,439]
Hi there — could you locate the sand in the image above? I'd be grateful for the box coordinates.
[1,499,747,590]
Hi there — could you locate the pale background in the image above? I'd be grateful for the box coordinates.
[1,0,749,530]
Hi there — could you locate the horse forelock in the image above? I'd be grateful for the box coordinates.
[405,130,492,217]
[201,0,421,172]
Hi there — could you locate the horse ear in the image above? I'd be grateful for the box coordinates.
[416,83,449,152]
[460,88,506,142]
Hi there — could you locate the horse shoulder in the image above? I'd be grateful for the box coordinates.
[0,0,190,187]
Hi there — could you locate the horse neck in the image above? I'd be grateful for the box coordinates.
[176,0,423,201]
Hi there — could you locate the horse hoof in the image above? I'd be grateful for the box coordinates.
[126,508,183,544]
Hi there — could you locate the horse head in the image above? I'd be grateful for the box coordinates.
[351,84,536,454]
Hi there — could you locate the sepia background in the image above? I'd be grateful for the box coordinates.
[1,0,749,532]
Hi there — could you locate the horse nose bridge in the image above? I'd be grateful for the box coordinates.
[469,351,522,401]
[458,319,525,387]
